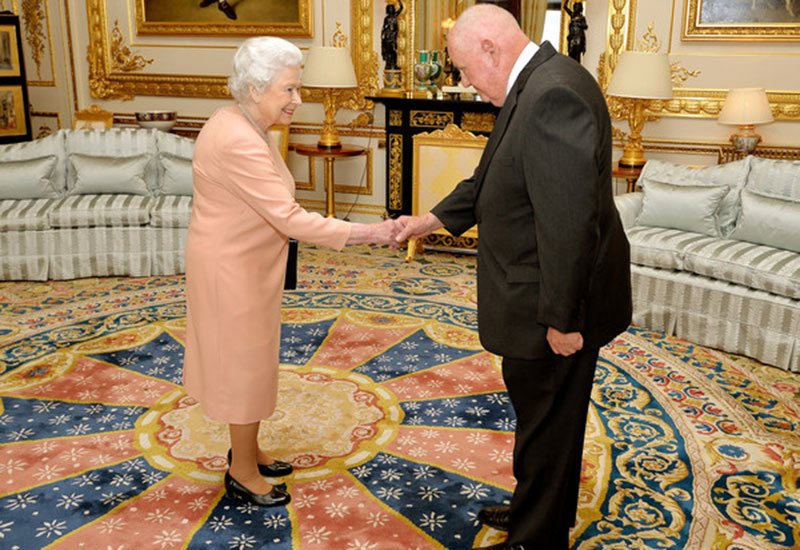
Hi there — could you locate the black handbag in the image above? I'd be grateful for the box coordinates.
[284,238,298,290]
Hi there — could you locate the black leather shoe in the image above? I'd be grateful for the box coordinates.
[198,0,216,7]
[218,0,237,20]
[478,505,510,531]
[224,472,290,507]
[227,449,293,477]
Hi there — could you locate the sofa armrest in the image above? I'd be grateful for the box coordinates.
[614,192,643,230]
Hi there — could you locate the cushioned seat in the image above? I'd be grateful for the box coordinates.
[682,238,800,299]
[626,225,716,271]
[48,194,153,228]
[0,199,56,230]
[150,195,192,228]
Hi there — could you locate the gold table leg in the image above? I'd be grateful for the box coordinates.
[324,157,336,218]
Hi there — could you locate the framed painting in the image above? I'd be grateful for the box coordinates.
[684,0,800,40]
[0,23,21,78]
[134,0,312,37]
[0,85,29,141]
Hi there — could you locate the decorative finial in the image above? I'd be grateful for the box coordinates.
[332,22,348,48]
[637,22,662,53]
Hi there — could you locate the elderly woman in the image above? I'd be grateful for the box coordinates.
[183,36,397,507]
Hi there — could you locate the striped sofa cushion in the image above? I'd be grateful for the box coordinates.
[682,238,800,299]
[49,194,153,228]
[150,195,192,228]
[0,199,56,230]
[628,225,800,299]
[626,225,718,271]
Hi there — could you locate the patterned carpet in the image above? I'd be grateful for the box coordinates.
[0,244,798,550]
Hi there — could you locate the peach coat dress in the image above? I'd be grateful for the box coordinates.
[183,105,351,424]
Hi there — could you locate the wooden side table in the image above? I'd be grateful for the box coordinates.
[293,144,367,218]
[612,164,643,193]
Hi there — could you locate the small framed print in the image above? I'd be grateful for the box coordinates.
[0,24,21,78]
[0,85,29,142]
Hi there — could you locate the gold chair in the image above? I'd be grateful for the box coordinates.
[406,123,487,261]
[73,105,114,130]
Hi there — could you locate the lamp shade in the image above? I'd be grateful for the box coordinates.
[607,51,673,100]
[302,46,357,88]
[718,87,774,126]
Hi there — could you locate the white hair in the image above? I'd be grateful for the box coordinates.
[228,36,302,103]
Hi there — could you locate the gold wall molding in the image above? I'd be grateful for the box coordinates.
[110,19,152,72]
[31,109,60,138]
[87,0,377,110]
[21,0,45,79]
[602,0,800,121]
[0,1,19,14]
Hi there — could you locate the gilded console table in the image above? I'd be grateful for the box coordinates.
[369,97,499,217]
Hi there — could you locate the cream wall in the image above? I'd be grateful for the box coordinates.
[8,0,800,218]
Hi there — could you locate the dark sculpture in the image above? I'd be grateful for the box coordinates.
[381,0,404,70]
[563,0,588,63]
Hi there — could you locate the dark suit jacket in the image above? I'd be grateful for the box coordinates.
[432,41,632,360]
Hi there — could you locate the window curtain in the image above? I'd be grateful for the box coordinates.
[521,0,548,42]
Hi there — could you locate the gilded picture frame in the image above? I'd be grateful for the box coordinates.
[0,23,21,78]
[134,0,312,37]
[0,85,27,137]
[87,0,378,105]
[684,0,800,41]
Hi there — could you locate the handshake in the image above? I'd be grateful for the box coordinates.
[355,212,445,248]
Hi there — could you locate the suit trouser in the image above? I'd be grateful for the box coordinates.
[502,347,599,549]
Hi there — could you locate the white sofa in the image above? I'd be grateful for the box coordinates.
[0,128,194,280]
[614,155,800,373]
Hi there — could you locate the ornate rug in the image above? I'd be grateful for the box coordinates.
[0,245,798,550]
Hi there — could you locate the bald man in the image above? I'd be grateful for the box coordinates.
[395,5,631,549]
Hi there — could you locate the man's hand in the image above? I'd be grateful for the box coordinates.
[547,326,583,356]
[346,219,401,247]
[394,212,444,243]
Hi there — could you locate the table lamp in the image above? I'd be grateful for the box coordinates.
[606,51,673,169]
[718,87,774,153]
[302,46,358,149]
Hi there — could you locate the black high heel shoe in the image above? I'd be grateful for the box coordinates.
[224,472,290,507]
[227,449,294,477]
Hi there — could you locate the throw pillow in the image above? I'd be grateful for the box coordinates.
[745,157,800,202]
[68,153,151,195]
[0,156,59,199]
[638,157,751,236]
[730,189,800,254]
[158,152,193,196]
[636,180,729,236]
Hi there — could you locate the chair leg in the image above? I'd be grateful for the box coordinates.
[405,237,422,262]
